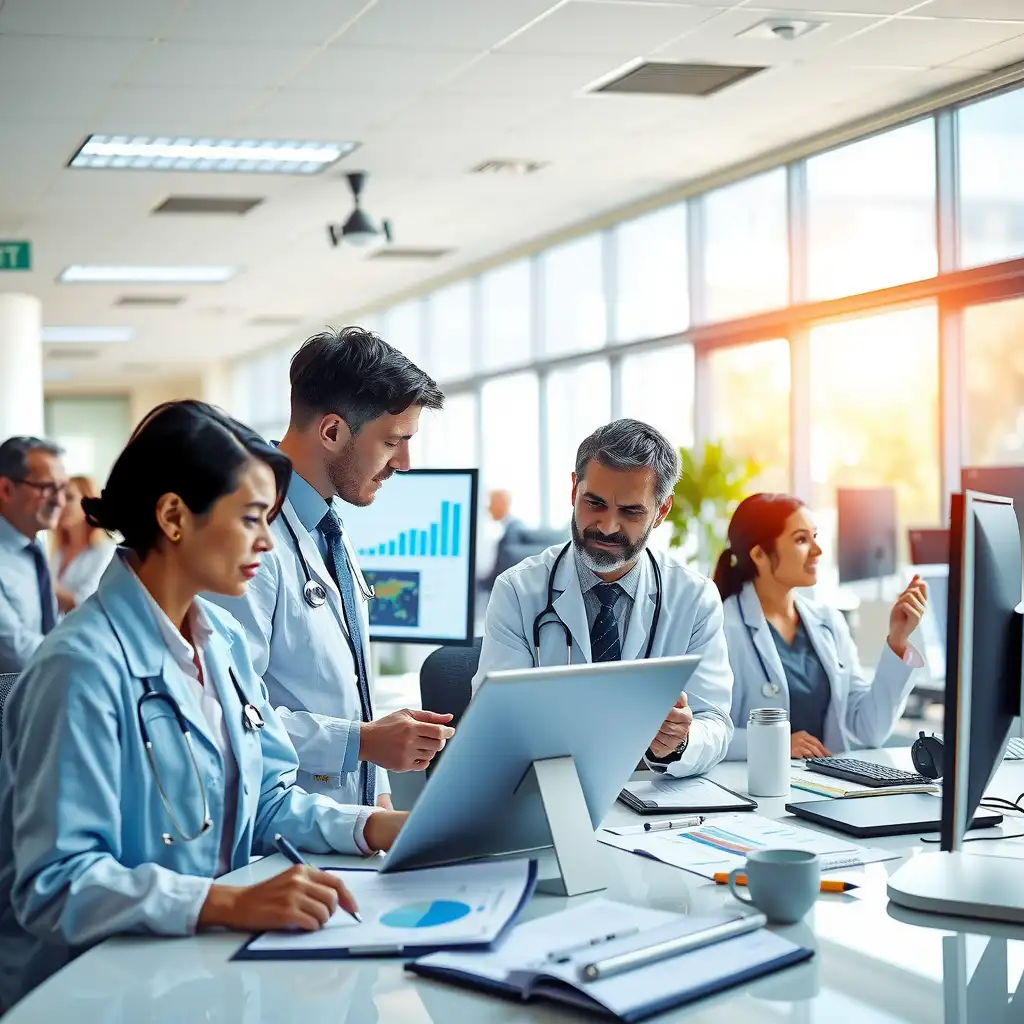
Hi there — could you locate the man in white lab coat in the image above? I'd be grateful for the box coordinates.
[473,419,734,777]
[210,327,455,809]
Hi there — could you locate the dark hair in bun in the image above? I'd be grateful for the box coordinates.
[84,400,291,556]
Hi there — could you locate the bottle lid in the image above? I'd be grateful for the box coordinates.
[749,707,789,724]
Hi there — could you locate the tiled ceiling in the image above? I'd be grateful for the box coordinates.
[1,0,1022,387]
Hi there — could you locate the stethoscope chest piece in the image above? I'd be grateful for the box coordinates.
[761,681,781,698]
[242,703,265,731]
[303,579,327,608]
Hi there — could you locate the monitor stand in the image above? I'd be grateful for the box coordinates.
[515,755,607,897]
[887,851,1024,923]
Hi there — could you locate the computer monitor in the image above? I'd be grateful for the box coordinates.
[940,490,1023,850]
[837,487,897,584]
[908,528,949,567]
[961,466,1024,542]
[341,468,478,645]
[887,490,1024,923]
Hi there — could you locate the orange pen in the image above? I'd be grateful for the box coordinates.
[714,872,858,893]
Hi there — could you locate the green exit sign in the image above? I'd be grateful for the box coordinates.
[0,241,31,271]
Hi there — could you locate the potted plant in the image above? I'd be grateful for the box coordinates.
[666,441,761,574]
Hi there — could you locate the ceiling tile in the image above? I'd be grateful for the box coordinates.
[0,36,148,86]
[236,90,412,139]
[498,1,722,56]
[654,8,882,66]
[919,0,1024,18]
[288,46,474,94]
[92,86,264,134]
[127,41,316,90]
[438,52,633,96]
[336,0,564,52]
[945,32,1024,69]
[0,80,115,121]
[0,0,180,38]
[829,16,1024,67]
[163,0,369,43]
[740,0,923,12]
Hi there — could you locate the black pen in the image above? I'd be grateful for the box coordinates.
[273,833,363,923]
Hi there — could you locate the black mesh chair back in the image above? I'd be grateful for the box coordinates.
[0,673,19,761]
[419,639,482,775]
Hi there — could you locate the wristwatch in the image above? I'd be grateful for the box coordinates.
[647,734,689,765]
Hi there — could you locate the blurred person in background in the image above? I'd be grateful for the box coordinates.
[0,437,68,674]
[52,475,116,614]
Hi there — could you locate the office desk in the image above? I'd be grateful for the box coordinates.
[8,750,1024,1023]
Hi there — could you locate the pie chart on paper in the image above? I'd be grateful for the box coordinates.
[380,900,471,929]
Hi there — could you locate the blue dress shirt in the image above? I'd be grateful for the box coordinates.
[0,515,57,674]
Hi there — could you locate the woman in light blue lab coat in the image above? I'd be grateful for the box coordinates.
[0,401,407,1011]
[713,493,928,761]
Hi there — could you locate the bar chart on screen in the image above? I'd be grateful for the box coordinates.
[340,470,478,644]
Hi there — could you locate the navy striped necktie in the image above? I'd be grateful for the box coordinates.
[28,541,56,635]
[590,583,622,663]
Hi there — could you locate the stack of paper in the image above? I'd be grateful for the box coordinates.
[790,770,940,799]
[599,812,898,879]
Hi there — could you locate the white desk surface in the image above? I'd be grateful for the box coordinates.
[8,749,1024,1023]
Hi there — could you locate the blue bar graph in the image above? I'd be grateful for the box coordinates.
[356,499,465,560]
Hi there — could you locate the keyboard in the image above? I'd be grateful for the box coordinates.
[804,757,933,788]
[1005,737,1024,761]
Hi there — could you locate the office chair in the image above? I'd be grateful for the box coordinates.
[419,639,482,775]
[0,673,18,760]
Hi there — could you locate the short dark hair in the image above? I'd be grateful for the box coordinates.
[289,326,444,433]
[82,401,291,556]
[0,436,64,482]
[575,419,681,504]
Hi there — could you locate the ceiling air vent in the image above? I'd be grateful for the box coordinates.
[471,159,547,175]
[594,61,764,97]
[45,347,100,361]
[122,362,160,374]
[116,295,183,307]
[368,247,452,261]
[249,315,303,327]
[152,196,263,215]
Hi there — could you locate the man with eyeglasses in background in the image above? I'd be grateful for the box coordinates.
[0,437,68,674]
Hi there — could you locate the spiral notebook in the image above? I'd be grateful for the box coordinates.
[408,899,811,1022]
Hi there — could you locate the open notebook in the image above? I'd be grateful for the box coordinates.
[408,899,812,1022]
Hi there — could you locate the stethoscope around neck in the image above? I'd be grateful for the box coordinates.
[279,508,375,608]
[532,542,663,665]
[737,592,843,699]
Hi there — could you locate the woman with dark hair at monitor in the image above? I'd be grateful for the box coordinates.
[713,493,928,761]
[0,401,407,1011]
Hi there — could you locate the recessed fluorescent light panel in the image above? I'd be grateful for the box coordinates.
[68,135,359,174]
[42,326,135,343]
[59,265,237,284]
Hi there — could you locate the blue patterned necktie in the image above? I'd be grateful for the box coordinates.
[590,583,622,663]
[28,540,56,635]
[318,508,375,806]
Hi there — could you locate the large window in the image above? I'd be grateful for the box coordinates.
[416,391,478,469]
[704,169,789,320]
[619,345,695,450]
[964,296,1024,465]
[959,88,1024,269]
[807,120,937,301]
[809,305,941,569]
[427,281,473,382]
[481,373,541,527]
[383,299,425,365]
[613,204,688,342]
[541,234,606,357]
[545,360,611,526]
[480,259,532,371]
[707,339,790,494]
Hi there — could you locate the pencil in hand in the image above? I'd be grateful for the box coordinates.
[713,872,858,893]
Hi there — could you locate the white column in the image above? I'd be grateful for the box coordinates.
[0,293,43,439]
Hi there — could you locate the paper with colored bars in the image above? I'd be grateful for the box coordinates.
[236,858,535,959]
[599,812,898,879]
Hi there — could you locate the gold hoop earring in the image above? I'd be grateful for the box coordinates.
[169,531,181,543]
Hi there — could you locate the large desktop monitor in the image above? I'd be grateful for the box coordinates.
[837,487,897,584]
[341,469,478,645]
[887,490,1024,922]
[961,466,1024,542]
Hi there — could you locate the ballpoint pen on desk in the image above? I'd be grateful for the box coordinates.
[545,926,642,964]
[643,815,705,832]
[273,833,363,923]
[714,872,858,894]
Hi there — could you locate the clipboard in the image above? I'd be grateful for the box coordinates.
[617,776,757,815]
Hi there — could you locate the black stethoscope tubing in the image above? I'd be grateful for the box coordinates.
[532,542,663,665]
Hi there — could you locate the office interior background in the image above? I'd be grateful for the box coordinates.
[5,0,1024,730]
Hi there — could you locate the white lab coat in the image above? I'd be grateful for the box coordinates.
[472,544,735,777]
[208,499,389,806]
[0,554,369,1010]
[722,582,922,760]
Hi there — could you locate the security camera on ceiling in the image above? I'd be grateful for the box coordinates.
[326,172,393,249]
